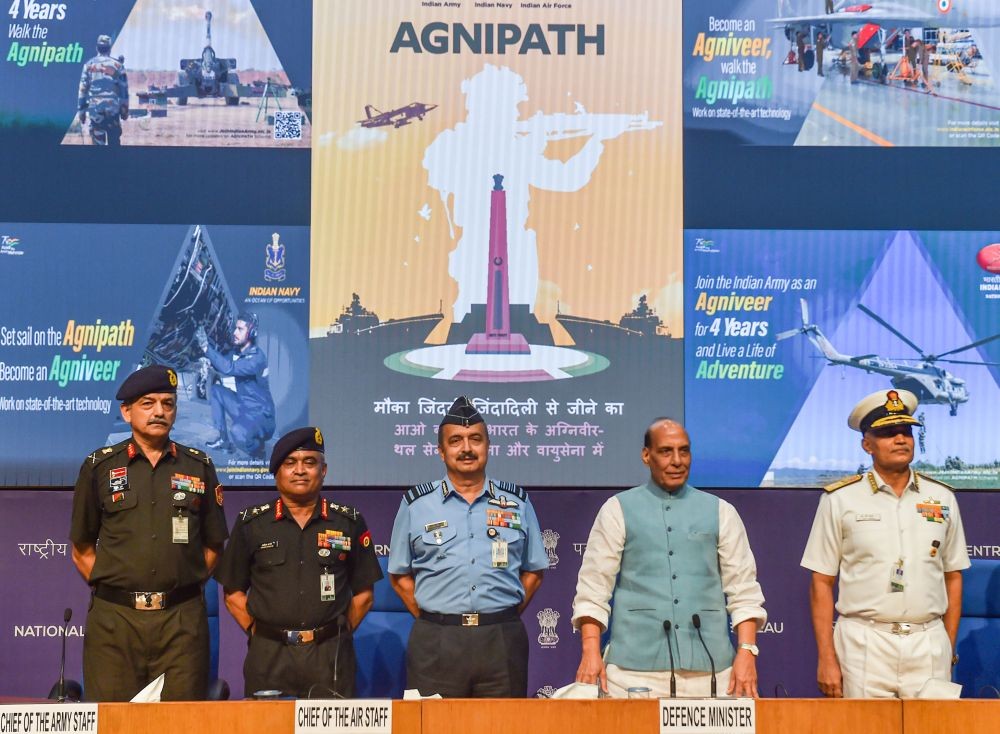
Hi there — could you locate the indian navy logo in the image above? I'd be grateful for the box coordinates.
[264,232,286,282]
[536,607,560,648]
[536,685,557,699]
[541,528,560,569]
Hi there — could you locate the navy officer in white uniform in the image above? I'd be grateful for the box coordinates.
[802,388,969,698]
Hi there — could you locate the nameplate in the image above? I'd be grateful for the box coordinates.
[0,704,98,734]
[295,700,391,734]
[660,698,755,733]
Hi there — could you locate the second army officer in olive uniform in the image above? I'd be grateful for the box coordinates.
[215,427,383,698]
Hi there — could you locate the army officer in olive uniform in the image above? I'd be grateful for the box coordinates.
[215,427,383,698]
[70,365,228,701]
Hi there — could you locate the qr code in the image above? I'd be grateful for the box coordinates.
[274,110,302,140]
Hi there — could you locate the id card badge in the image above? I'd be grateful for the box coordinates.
[890,559,905,592]
[491,539,508,568]
[320,572,336,602]
[172,515,189,544]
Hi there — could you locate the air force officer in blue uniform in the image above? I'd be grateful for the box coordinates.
[388,397,548,697]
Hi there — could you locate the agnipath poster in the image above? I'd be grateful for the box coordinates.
[310,0,683,485]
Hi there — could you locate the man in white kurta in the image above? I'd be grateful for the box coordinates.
[572,419,766,698]
[801,389,969,698]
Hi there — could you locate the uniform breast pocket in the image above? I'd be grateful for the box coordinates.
[497,527,524,553]
[102,490,137,513]
[845,524,886,561]
[418,525,457,553]
[254,545,286,568]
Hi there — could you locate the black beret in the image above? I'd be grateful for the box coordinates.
[116,365,178,403]
[270,426,325,474]
[439,396,484,430]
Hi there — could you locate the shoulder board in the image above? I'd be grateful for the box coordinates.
[239,502,272,523]
[493,479,527,500]
[84,440,128,467]
[181,444,213,465]
[328,502,358,521]
[404,482,437,505]
[916,472,954,490]
[824,474,862,493]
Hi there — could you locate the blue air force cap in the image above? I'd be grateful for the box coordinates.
[439,396,484,430]
[115,365,178,403]
[270,426,325,474]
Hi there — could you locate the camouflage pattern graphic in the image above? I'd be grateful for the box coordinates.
[78,52,128,142]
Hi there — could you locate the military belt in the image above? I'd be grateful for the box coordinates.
[841,616,941,635]
[94,583,200,611]
[254,618,345,646]
[420,606,519,627]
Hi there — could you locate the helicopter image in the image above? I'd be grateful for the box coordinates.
[777,297,1000,415]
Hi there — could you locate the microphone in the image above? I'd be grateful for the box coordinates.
[57,608,71,702]
[691,614,716,698]
[662,621,677,698]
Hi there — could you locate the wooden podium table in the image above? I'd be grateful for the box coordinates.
[89,698,904,734]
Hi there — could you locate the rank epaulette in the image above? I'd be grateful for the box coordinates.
[184,445,213,465]
[916,472,954,490]
[824,474,861,493]
[493,479,527,500]
[404,482,437,505]
[239,502,272,522]
[84,439,129,467]
[328,502,359,521]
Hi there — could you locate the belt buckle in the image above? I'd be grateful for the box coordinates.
[891,622,912,635]
[287,629,315,645]
[134,592,165,610]
[461,613,479,627]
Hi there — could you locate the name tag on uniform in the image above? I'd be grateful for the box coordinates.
[425,520,448,532]
[492,539,508,568]
[172,515,189,544]
[855,513,881,522]
[320,572,335,602]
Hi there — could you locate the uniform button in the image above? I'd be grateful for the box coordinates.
[472,585,477,590]
[668,550,674,556]
[665,506,671,511]
[667,526,672,532]
[469,533,474,538]
[151,534,157,540]
[151,569,156,575]
[672,574,677,580]
[471,558,476,564]
[674,599,679,604]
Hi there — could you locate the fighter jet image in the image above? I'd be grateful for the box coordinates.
[776,298,1000,415]
[357,102,438,128]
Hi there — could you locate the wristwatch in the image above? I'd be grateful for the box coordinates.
[739,642,759,656]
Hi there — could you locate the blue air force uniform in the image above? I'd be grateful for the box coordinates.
[388,477,548,696]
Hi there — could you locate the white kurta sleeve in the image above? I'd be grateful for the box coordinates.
[718,499,767,629]
[571,496,625,631]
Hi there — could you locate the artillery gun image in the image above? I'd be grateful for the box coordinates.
[137,10,289,107]
[174,11,239,105]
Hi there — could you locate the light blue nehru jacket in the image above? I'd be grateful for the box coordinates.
[606,482,734,673]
